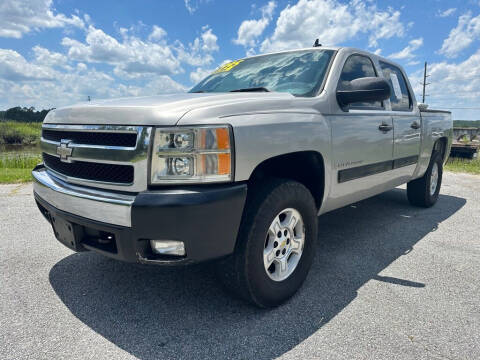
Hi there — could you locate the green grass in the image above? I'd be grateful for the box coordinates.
[0,121,42,145]
[445,157,480,175]
[0,153,42,184]
[0,120,42,183]
[0,168,35,183]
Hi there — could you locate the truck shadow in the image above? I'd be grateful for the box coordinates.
[49,188,465,360]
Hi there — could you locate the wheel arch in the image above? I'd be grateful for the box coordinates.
[247,151,326,210]
[433,137,449,163]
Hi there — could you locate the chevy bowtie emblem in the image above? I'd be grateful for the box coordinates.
[56,139,73,162]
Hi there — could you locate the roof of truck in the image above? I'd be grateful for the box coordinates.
[242,46,342,60]
[242,46,391,63]
[250,46,407,70]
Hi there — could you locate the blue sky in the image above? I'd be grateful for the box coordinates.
[1,0,480,119]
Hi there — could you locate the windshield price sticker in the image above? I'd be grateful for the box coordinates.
[213,60,244,74]
[390,73,403,100]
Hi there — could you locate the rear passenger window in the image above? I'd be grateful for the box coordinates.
[338,55,382,109]
[380,62,412,111]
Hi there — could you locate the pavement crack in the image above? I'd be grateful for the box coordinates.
[8,184,27,196]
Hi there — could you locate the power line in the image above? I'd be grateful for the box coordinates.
[420,61,430,104]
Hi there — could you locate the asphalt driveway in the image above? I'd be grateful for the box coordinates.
[1,172,479,359]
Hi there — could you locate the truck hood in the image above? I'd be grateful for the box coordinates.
[44,92,297,126]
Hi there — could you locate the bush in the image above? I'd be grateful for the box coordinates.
[0,121,42,145]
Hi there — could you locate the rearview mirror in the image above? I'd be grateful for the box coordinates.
[337,77,391,107]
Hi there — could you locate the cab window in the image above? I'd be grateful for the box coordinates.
[338,55,382,109]
[379,61,412,111]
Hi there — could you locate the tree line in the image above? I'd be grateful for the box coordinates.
[0,107,53,123]
[454,120,480,128]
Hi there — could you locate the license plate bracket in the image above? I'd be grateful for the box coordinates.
[50,215,82,251]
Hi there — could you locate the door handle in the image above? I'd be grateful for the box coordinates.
[410,121,421,130]
[378,123,393,132]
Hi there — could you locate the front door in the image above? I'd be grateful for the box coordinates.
[328,54,394,210]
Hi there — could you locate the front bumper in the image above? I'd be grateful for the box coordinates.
[33,166,247,264]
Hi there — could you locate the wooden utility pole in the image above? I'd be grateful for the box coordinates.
[421,62,430,103]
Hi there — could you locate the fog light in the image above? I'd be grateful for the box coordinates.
[150,240,185,256]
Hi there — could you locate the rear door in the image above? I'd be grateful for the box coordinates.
[379,61,421,177]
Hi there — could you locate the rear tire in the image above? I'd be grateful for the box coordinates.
[407,152,443,208]
[216,179,318,308]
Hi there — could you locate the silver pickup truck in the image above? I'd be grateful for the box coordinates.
[33,46,452,307]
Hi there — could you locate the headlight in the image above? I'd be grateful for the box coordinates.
[150,126,233,184]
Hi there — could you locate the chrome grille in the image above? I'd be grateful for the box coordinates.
[43,153,134,184]
[40,124,152,192]
[42,129,137,147]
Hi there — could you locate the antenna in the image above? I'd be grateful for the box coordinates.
[313,39,321,47]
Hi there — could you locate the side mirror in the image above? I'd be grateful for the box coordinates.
[337,77,391,107]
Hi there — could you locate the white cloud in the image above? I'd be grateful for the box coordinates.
[388,37,423,60]
[437,8,456,18]
[32,46,68,68]
[184,0,212,15]
[61,23,219,79]
[189,67,213,83]
[0,48,55,81]
[409,49,480,110]
[0,0,84,38]
[439,12,480,58]
[260,0,405,53]
[189,59,232,85]
[233,1,276,50]
[0,48,113,107]
[200,26,219,53]
[0,15,225,109]
[61,25,182,78]
[0,47,185,110]
[148,25,167,42]
[175,25,219,67]
[184,0,196,14]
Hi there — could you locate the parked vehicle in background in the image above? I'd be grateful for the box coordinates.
[33,46,452,307]
[450,127,479,159]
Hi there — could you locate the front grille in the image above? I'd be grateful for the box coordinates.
[42,129,137,147]
[43,153,134,184]
[40,125,151,191]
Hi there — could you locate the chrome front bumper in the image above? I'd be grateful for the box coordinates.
[33,167,135,227]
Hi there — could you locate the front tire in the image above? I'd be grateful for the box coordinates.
[217,179,318,308]
[407,152,443,207]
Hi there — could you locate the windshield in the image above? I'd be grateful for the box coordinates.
[189,50,335,97]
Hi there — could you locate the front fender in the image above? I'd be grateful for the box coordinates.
[227,113,331,182]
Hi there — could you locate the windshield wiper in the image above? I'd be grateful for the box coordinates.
[229,87,270,93]
[190,90,206,93]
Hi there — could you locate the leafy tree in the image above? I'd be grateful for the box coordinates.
[2,107,54,122]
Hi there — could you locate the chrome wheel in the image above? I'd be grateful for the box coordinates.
[430,162,439,196]
[263,208,305,282]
